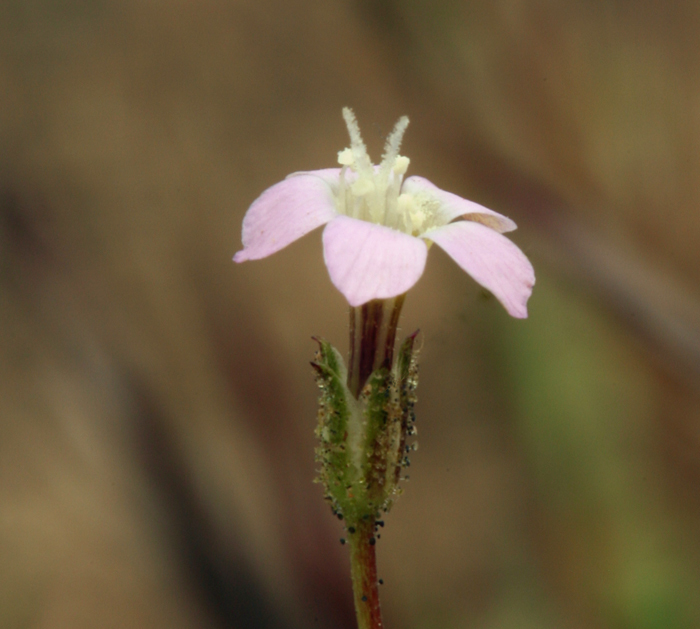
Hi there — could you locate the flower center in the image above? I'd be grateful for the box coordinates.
[336,108,430,237]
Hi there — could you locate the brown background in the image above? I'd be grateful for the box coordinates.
[1,1,700,628]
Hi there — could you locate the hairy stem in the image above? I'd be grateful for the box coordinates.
[348,517,383,629]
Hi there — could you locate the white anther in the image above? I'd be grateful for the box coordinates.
[393,155,410,175]
[410,209,426,232]
[397,193,414,214]
[338,148,355,166]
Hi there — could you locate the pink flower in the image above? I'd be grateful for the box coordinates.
[234,109,534,317]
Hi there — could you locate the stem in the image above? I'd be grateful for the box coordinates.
[348,517,383,629]
[344,294,408,628]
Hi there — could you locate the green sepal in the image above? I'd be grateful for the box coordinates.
[393,332,419,485]
[359,366,392,510]
[312,338,355,515]
[312,334,420,525]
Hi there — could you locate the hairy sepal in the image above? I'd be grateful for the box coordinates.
[313,335,419,524]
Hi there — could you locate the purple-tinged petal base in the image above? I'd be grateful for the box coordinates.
[234,174,338,262]
[323,216,428,307]
[426,221,534,318]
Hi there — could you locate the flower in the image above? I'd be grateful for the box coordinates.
[234,108,534,317]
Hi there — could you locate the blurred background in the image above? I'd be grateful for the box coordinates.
[1,1,700,628]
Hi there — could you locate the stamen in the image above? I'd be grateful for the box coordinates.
[338,148,355,167]
[397,194,413,233]
[393,156,410,176]
[352,178,375,197]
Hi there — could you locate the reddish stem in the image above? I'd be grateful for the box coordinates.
[348,517,383,629]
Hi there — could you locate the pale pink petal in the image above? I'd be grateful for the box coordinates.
[402,176,517,233]
[288,167,372,192]
[322,216,428,307]
[425,221,534,318]
[287,168,344,191]
[233,173,339,262]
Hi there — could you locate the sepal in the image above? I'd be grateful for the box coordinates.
[313,334,419,525]
[312,337,355,514]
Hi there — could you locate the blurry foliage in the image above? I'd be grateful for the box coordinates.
[501,273,698,628]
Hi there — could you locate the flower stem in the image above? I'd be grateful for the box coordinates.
[343,294,408,629]
[348,517,383,629]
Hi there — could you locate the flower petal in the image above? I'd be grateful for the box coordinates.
[402,176,517,233]
[287,168,344,190]
[425,221,534,318]
[233,173,339,262]
[288,166,375,192]
[323,216,428,307]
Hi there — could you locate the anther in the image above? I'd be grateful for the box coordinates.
[338,148,354,166]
